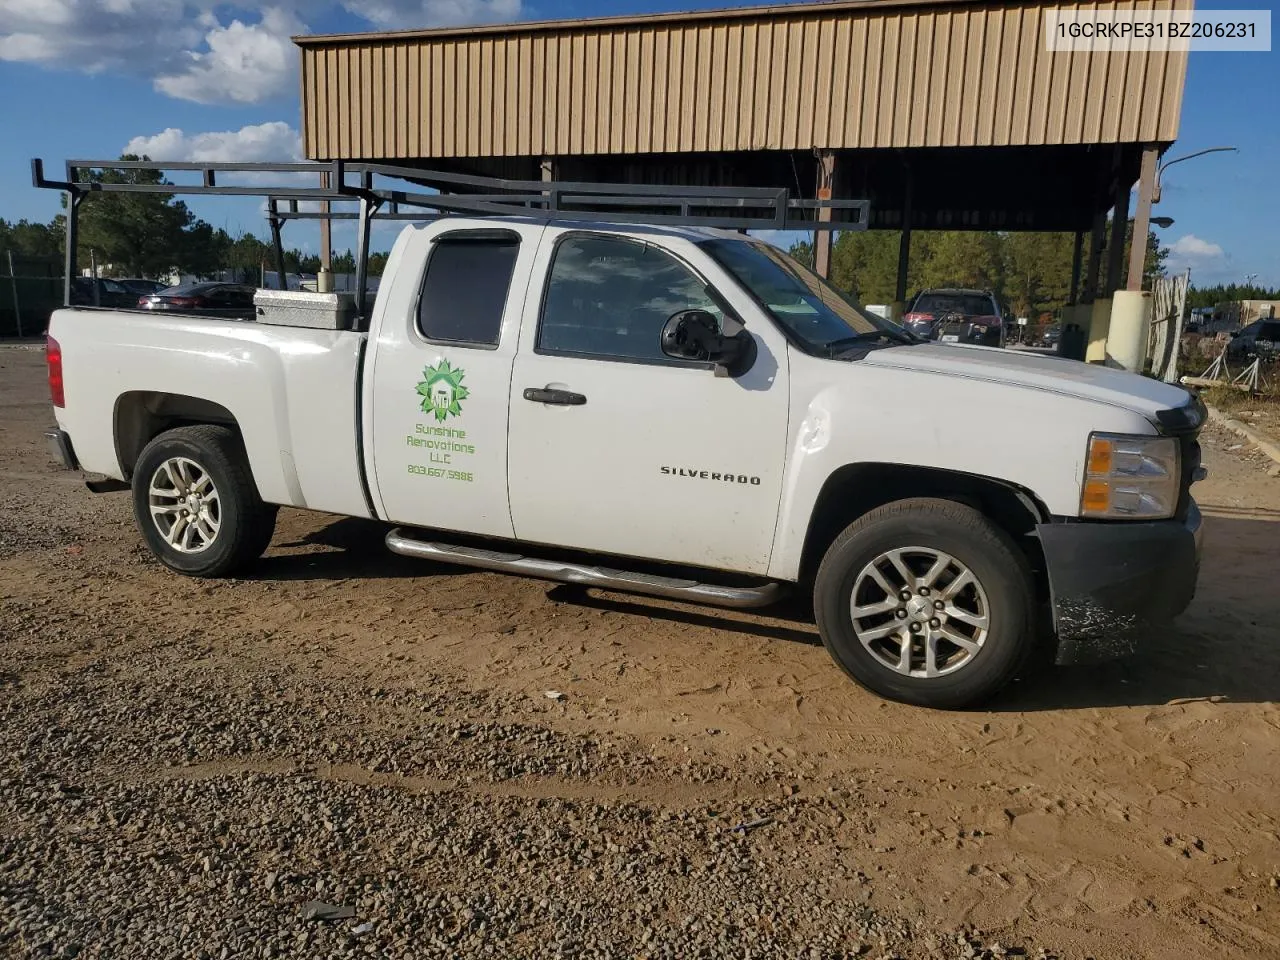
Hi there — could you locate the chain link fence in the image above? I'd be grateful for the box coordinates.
[0,254,62,338]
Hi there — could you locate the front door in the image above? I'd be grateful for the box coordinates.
[506,231,789,574]
[367,223,544,538]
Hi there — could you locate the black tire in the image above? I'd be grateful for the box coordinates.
[131,425,277,578]
[814,497,1035,709]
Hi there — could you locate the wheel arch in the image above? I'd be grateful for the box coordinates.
[114,391,241,482]
[796,462,1050,587]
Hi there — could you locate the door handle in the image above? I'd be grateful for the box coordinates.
[523,387,587,406]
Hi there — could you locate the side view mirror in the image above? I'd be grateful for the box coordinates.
[660,309,754,375]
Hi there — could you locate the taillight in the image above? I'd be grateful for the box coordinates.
[167,296,200,308]
[138,296,151,307]
[904,312,933,322]
[47,335,64,408]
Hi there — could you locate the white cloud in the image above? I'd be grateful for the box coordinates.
[1167,234,1225,262]
[0,0,525,105]
[1165,233,1234,285]
[341,0,520,29]
[155,7,305,105]
[0,0,199,74]
[124,122,303,163]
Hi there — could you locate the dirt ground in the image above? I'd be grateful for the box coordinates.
[3,345,1280,959]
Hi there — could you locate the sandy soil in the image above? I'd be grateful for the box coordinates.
[3,345,1280,958]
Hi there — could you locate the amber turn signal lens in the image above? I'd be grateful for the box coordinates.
[1082,478,1111,514]
[1087,437,1113,476]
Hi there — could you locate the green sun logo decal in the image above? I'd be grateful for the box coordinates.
[417,359,470,422]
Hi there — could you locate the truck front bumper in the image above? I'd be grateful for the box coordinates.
[1039,501,1203,665]
[46,429,79,471]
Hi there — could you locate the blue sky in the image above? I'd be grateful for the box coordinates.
[1,0,1276,286]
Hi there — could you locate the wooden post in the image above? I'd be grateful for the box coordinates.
[1127,146,1159,291]
[7,250,22,338]
[813,150,836,278]
[1082,212,1106,302]
[1068,230,1084,304]
[319,170,331,272]
[894,170,913,310]
[1104,175,1130,296]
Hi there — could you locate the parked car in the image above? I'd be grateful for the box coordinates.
[69,277,137,309]
[137,282,257,320]
[116,278,167,297]
[46,218,1205,710]
[1225,318,1280,361]
[903,289,1005,347]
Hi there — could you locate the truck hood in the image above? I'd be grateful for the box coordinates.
[863,343,1191,420]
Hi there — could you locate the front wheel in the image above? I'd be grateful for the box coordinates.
[131,425,277,578]
[814,498,1036,709]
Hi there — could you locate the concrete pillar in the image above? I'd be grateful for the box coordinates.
[1127,146,1159,291]
[1086,298,1113,363]
[1108,290,1153,371]
[813,150,836,279]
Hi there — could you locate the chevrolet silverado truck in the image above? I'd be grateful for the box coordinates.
[42,184,1206,710]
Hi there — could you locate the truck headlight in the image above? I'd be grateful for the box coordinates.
[1080,433,1180,519]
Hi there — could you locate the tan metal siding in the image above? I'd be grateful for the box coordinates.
[299,0,1188,160]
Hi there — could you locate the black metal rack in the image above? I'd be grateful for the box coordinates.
[32,157,869,320]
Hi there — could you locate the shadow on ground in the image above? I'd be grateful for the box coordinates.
[248,517,464,581]
[545,583,822,646]
[245,514,1280,709]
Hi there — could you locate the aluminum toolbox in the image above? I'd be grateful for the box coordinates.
[253,289,355,330]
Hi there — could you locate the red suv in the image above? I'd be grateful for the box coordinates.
[904,289,1005,348]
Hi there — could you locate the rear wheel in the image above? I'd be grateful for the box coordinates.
[814,498,1035,709]
[131,425,277,578]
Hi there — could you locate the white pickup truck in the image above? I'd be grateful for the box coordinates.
[45,215,1205,708]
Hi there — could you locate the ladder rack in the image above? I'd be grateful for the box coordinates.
[33,157,869,318]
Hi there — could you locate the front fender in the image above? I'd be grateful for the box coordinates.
[766,352,1153,581]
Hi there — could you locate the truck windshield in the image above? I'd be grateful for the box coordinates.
[699,238,910,355]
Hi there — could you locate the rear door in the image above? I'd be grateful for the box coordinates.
[367,223,543,538]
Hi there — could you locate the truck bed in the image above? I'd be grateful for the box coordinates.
[48,307,371,518]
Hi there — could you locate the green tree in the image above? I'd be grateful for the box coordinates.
[1002,232,1075,320]
[177,221,231,276]
[74,155,197,277]
[284,250,322,274]
[0,218,63,260]
[331,249,357,273]
[915,232,1003,293]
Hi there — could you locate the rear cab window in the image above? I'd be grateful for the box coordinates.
[912,293,996,316]
[417,231,521,348]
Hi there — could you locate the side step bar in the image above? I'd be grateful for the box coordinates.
[385,528,786,610]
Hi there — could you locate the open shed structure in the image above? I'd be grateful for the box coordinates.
[294,0,1189,307]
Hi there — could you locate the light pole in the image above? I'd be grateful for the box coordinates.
[1153,146,1238,203]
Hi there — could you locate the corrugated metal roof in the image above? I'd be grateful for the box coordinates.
[298,0,1189,161]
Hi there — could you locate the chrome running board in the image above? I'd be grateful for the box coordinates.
[385,528,785,610]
